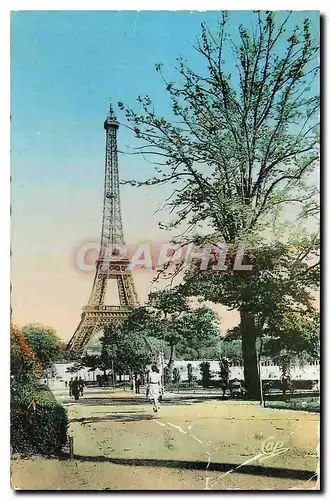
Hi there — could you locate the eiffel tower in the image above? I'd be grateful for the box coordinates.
[67,105,139,351]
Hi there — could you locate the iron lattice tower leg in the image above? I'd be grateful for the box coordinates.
[67,105,139,352]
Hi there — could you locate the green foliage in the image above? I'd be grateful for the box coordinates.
[183,238,319,320]
[219,358,230,385]
[172,367,181,384]
[163,366,170,384]
[187,363,193,383]
[266,396,319,413]
[65,361,83,374]
[119,12,319,241]
[182,238,319,398]
[95,317,155,377]
[116,331,153,374]
[220,340,243,362]
[147,288,220,368]
[81,354,99,372]
[176,344,220,360]
[166,380,199,391]
[11,321,43,381]
[118,307,167,371]
[22,323,61,370]
[148,289,189,317]
[264,310,320,358]
[99,326,118,374]
[58,343,81,362]
[11,382,68,455]
[199,361,212,388]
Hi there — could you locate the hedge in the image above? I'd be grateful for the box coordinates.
[11,382,68,455]
[265,396,320,412]
[262,379,318,391]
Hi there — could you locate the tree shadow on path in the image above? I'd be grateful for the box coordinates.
[69,412,154,425]
[59,454,316,481]
[61,396,219,407]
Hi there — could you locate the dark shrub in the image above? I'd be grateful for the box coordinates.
[172,367,181,384]
[261,379,316,391]
[187,364,193,384]
[165,380,199,391]
[199,362,212,388]
[11,383,68,456]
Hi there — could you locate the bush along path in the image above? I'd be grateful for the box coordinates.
[10,320,68,457]
[11,380,68,456]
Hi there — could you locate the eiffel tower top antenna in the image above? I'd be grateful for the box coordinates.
[105,101,118,127]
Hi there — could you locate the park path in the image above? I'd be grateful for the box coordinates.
[11,387,319,490]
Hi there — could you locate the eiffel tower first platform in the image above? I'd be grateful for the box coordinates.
[67,105,139,351]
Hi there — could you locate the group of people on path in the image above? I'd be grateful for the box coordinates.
[65,366,162,411]
[66,376,85,400]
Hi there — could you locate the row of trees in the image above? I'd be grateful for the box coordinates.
[71,289,220,383]
[117,11,320,397]
[72,279,318,391]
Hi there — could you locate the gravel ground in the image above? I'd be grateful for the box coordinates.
[11,388,320,491]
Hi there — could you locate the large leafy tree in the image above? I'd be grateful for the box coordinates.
[97,313,157,380]
[11,320,42,381]
[98,326,118,377]
[182,237,319,396]
[118,12,319,398]
[263,309,320,361]
[147,288,220,375]
[219,340,243,363]
[22,323,62,372]
[59,342,82,362]
[115,332,153,375]
[176,342,221,361]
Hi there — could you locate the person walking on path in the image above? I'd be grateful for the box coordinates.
[147,364,162,412]
[71,377,80,400]
[78,377,84,396]
[131,377,136,395]
[68,377,73,397]
[135,375,142,394]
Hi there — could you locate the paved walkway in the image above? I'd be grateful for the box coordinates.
[11,387,319,490]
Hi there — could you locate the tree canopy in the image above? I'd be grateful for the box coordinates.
[147,288,220,371]
[119,11,319,242]
[22,323,62,370]
[11,320,43,381]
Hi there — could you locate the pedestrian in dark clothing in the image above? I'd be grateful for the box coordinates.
[71,377,80,400]
[78,377,84,396]
[135,375,142,394]
[69,377,73,397]
[281,374,291,400]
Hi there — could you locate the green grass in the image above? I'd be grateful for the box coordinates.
[265,396,320,412]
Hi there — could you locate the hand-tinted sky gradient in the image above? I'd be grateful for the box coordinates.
[11,11,319,340]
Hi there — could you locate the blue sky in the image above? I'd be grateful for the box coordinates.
[10,11,319,339]
[11,10,319,187]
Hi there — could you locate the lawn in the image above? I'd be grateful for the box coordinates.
[265,396,320,412]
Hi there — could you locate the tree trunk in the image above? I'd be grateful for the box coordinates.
[240,309,260,400]
[167,343,175,383]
